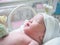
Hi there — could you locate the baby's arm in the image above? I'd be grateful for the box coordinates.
[29,40,39,45]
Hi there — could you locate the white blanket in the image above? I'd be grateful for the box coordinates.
[43,37,60,45]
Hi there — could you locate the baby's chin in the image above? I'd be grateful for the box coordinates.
[24,27,40,43]
[24,26,30,32]
[24,26,32,35]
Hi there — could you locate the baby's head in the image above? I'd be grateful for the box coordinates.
[24,13,60,44]
[24,14,46,44]
[0,13,59,45]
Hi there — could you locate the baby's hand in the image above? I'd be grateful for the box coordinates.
[29,40,39,45]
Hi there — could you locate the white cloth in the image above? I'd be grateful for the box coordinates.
[38,13,60,43]
[43,37,60,45]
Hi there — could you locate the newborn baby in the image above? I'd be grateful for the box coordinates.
[0,13,60,45]
[0,14,45,45]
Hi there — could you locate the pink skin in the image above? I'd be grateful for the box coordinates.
[24,15,46,44]
[0,30,39,45]
[0,15,46,45]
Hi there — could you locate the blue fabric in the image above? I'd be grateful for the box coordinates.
[54,2,60,15]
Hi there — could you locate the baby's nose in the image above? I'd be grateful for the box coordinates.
[24,20,31,27]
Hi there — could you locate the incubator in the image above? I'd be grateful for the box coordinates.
[8,4,37,31]
[0,0,58,38]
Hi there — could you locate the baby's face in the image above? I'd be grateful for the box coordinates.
[24,15,46,43]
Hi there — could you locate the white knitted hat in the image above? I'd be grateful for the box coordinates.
[38,13,60,43]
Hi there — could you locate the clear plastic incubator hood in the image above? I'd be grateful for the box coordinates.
[7,0,58,32]
[7,4,37,31]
